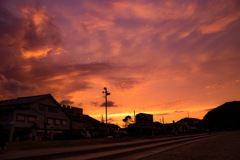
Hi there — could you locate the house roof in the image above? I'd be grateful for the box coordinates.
[0,94,71,122]
[0,94,53,106]
[177,117,201,123]
[83,115,100,124]
[136,113,153,116]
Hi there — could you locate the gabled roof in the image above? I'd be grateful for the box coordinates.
[0,94,53,106]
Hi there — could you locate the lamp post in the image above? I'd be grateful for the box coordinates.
[102,87,110,124]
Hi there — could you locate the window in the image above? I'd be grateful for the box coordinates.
[16,114,25,121]
[55,119,60,125]
[62,120,67,126]
[28,116,36,122]
[47,118,54,125]
[48,106,58,113]
[39,104,46,111]
[36,132,43,136]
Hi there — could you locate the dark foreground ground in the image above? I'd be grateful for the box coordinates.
[143,131,240,160]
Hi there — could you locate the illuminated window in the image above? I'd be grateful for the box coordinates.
[16,114,25,121]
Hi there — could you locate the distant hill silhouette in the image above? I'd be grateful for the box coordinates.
[203,101,240,131]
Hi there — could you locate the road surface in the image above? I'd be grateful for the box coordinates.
[142,131,240,160]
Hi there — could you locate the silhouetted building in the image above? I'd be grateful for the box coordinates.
[61,105,101,137]
[129,113,154,136]
[61,105,85,130]
[0,94,70,141]
[176,117,202,133]
[136,113,153,127]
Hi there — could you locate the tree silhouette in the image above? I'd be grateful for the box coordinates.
[123,115,133,128]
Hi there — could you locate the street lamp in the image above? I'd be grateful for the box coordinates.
[102,87,110,124]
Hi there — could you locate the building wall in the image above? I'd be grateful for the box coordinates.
[136,113,153,127]
[0,95,73,141]
[34,98,70,130]
[12,98,71,131]
[0,109,14,130]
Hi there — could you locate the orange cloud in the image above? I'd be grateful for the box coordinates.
[21,47,51,58]
[83,14,113,31]
[112,1,196,20]
[199,14,239,34]
[21,5,49,34]
[19,4,62,59]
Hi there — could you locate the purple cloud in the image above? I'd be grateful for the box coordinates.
[100,101,118,107]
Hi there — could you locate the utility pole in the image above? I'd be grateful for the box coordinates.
[102,87,110,124]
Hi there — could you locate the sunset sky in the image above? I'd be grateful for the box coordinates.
[1,0,240,126]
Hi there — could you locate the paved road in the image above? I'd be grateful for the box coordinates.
[2,132,238,160]
[142,131,240,160]
[57,133,215,160]
[0,133,212,160]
